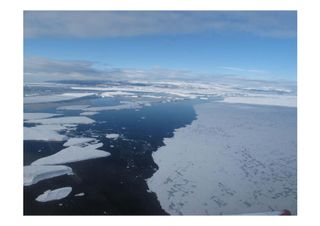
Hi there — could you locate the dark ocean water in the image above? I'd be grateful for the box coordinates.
[24,99,198,215]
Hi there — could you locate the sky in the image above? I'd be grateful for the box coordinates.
[24,11,297,82]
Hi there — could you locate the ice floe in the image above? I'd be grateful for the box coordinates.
[74,192,85,197]
[26,116,95,125]
[24,165,73,186]
[101,91,135,97]
[148,102,297,215]
[31,143,110,165]
[105,133,120,140]
[35,187,72,202]
[222,95,297,107]
[24,92,95,104]
[80,111,98,116]
[24,125,67,141]
[56,105,90,110]
[24,113,61,121]
[63,137,96,147]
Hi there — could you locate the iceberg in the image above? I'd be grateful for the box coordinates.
[35,187,72,202]
[31,143,110,165]
[24,165,73,186]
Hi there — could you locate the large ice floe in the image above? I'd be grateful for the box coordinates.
[31,142,110,165]
[35,187,72,202]
[63,137,96,147]
[24,165,73,186]
[24,124,68,141]
[24,113,61,121]
[24,92,95,104]
[148,102,297,215]
[26,116,95,125]
[222,95,297,107]
[56,105,90,111]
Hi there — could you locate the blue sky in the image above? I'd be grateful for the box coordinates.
[24,11,297,82]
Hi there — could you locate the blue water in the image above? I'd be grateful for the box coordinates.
[24,97,197,215]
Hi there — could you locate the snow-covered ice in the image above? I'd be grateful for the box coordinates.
[74,192,85,197]
[63,137,96,147]
[105,133,120,140]
[31,143,110,165]
[148,102,297,215]
[222,95,297,107]
[35,187,72,202]
[24,125,67,141]
[24,113,61,121]
[56,105,90,110]
[24,165,73,186]
[26,116,95,125]
[24,93,95,104]
[80,111,98,116]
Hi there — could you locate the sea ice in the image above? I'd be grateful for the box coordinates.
[24,165,73,186]
[80,111,98,116]
[24,113,61,120]
[26,116,95,125]
[63,137,96,147]
[74,192,85,197]
[24,93,95,104]
[31,143,110,165]
[222,95,297,107]
[35,187,72,202]
[24,125,67,141]
[56,105,90,110]
[105,133,120,140]
[148,102,297,215]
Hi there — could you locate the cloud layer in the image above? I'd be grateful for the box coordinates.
[24,11,296,38]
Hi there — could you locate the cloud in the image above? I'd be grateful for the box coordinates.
[24,11,296,38]
[219,66,268,74]
[24,56,207,82]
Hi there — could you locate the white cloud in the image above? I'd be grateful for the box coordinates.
[24,11,296,38]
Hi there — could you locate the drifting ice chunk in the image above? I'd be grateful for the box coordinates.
[80,111,98,116]
[24,165,73,186]
[63,138,96,147]
[27,116,95,125]
[31,143,110,165]
[74,192,85,197]
[24,93,95,104]
[105,133,120,140]
[24,113,61,120]
[24,125,67,141]
[56,105,89,110]
[35,187,72,202]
